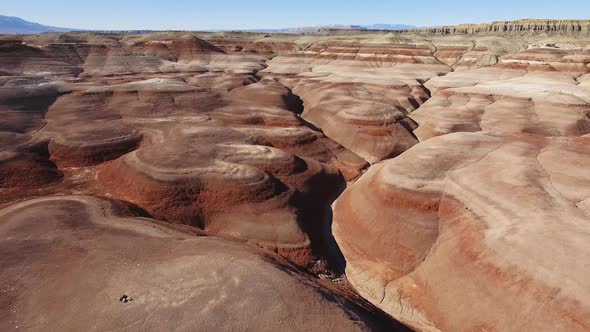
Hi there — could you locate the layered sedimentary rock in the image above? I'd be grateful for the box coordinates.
[33,74,354,263]
[0,33,267,78]
[0,76,67,133]
[42,90,143,167]
[412,48,590,140]
[263,42,451,163]
[433,46,469,66]
[333,132,590,331]
[0,34,406,329]
[0,77,67,190]
[214,77,368,179]
[0,196,404,331]
[434,46,500,69]
[0,132,62,189]
[405,19,590,35]
[0,34,362,266]
[207,37,298,55]
[82,36,266,77]
[4,30,590,331]
[0,38,84,76]
[98,125,344,263]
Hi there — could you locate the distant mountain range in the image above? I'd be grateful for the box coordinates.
[0,15,416,35]
[0,15,79,34]
[359,24,417,30]
[242,24,417,34]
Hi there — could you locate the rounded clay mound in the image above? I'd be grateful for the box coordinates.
[0,195,403,331]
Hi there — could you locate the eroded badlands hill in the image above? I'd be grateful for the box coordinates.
[0,195,403,331]
[1,30,589,332]
[262,42,450,163]
[334,133,590,331]
[413,48,590,140]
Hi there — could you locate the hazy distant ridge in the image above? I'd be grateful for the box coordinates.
[240,24,417,34]
[2,15,587,36]
[0,15,78,34]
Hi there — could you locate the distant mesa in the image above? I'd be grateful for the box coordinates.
[402,19,590,35]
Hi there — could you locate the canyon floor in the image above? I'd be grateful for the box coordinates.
[1,26,590,331]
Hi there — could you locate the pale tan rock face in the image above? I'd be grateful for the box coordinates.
[263,42,451,163]
[404,19,590,35]
[412,48,590,141]
[0,196,402,332]
[333,132,590,331]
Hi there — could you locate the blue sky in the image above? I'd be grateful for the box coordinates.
[2,0,589,30]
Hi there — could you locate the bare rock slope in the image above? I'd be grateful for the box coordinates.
[263,42,451,163]
[333,133,590,331]
[0,34,362,266]
[2,30,590,332]
[413,48,590,140]
[0,195,403,331]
